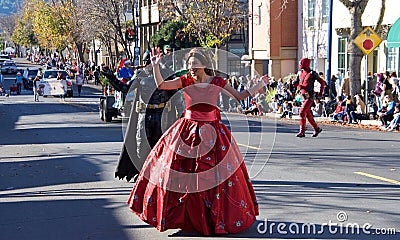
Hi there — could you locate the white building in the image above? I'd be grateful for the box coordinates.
[300,0,400,80]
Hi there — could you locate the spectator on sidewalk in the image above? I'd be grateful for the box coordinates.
[383,104,400,131]
[330,95,346,122]
[57,71,67,101]
[344,95,356,122]
[340,76,350,98]
[0,72,4,96]
[380,71,394,105]
[391,72,399,103]
[311,98,323,117]
[280,101,293,119]
[362,72,376,99]
[255,93,269,114]
[75,66,84,96]
[237,76,247,111]
[348,94,367,124]
[94,66,101,86]
[15,72,23,94]
[243,98,259,115]
[377,95,396,127]
[33,76,40,102]
[373,73,385,109]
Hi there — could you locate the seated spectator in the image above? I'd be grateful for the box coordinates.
[255,93,269,114]
[377,95,396,126]
[344,95,356,122]
[348,94,367,124]
[311,98,323,117]
[280,101,293,119]
[243,98,259,115]
[330,95,346,122]
[383,104,400,131]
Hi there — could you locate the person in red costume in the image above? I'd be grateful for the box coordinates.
[293,58,326,137]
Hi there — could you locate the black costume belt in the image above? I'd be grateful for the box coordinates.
[302,92,311,100]
[136,101,171,112]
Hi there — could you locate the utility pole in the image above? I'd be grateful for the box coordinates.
[326,0,333,95]
[133,1,140,66]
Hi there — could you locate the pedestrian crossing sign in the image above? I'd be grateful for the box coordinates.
[354,26,382,55]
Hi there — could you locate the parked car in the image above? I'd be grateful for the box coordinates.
[0,54,11,60]
[41,70,73,97]
[1,60,18,74]
[22,68,40,90]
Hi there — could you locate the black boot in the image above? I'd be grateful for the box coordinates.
[312,127,322,137]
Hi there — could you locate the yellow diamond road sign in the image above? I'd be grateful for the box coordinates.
[354,26,382,55]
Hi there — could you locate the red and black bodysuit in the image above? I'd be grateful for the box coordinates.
[293,58,326,137]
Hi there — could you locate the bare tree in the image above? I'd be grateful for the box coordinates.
[339,0,386,97]
[79,0,134,66]
[0,14,17,46]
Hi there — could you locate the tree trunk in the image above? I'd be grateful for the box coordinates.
[75,42,85,63]
[348,6,364,97]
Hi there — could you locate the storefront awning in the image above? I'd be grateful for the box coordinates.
[387,17,400,48]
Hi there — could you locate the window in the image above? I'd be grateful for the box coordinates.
[227,59,243,77]
[386,47,398,73]
[322,0,329,24]
[338,37,349,75]
[308,0,315,28]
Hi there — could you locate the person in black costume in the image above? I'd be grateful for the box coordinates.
[102,51,185,182]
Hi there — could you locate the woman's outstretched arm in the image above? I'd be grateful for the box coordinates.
[223,75,270,101]
[151,48,182,90]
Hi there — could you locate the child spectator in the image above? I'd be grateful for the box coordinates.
[344,95,356,122]
[330,95,346,122]
[383,104,400,131]
[348,94,367,124]
[280,101,293,119]
[311,98,323,117]
[255,93,269,114]
[243,98,259,115]
[377,95,396,126]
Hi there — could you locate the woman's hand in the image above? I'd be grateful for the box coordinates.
[260,74,270,86]
[150,47,162,66]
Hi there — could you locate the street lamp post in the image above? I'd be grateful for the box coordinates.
[133,2,140,66]
[326,0,333,96]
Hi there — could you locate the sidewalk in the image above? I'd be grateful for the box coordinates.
[262,112,380,126]
[252,111,393,133]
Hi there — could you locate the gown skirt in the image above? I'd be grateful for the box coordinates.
[128,77,259,235]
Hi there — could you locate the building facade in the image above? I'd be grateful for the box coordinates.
[300,0,400,82]
[249,0,298,79]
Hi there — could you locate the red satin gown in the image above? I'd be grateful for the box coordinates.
[128,75,259,235]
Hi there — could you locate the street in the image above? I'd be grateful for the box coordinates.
[0,60,399,240]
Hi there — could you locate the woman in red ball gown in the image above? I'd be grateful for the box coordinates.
[128,48,269,235]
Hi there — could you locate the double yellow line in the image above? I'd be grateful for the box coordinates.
[238,141,400,186]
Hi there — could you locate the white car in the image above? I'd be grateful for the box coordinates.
[40,70,74,97]
[1,60,18,74]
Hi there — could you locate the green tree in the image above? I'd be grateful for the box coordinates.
[159,0,246,48]
[150,20,199,49]
[11,16,37,47]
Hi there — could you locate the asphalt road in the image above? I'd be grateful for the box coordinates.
[0,59,399,240]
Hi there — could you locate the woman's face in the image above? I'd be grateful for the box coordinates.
[187,57,205,77]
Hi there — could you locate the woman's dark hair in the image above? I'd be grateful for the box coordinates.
[185,52,210,68]
[185,50,214,75]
